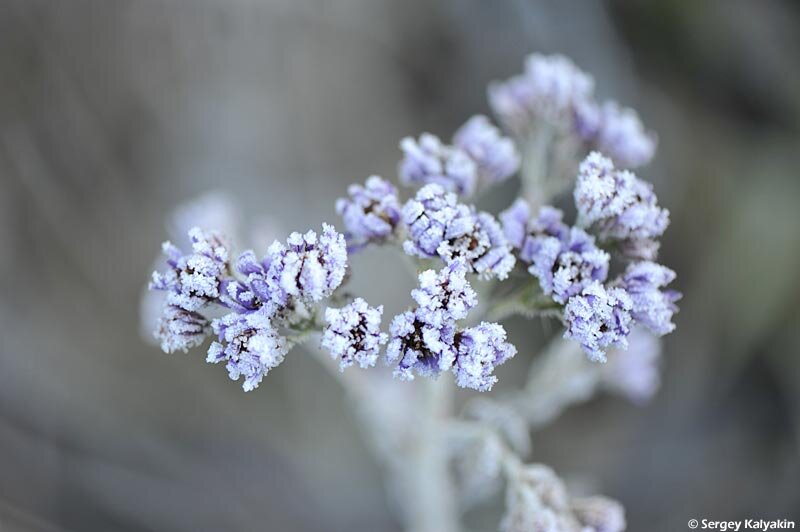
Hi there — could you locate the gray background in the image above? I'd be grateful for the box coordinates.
[1,1,799,530]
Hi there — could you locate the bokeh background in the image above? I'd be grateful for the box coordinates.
[1,1,799,530]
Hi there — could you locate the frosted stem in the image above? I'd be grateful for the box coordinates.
[407,377,460,532]
[520,125,554,209]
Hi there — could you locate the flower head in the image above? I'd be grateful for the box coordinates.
[602,327,662,404]
[403,184,515,279]
[528,227,610,304]
[453,115,520,187]
[399,133,478,196]
[489,53,594,135]
[322,298,387,370]
[575,152,669,259]
[336,176,402,246]
[454,322,517,391]
[616,261,681,336]
[150,227,230,312]
[266,224,347,306]
[387,261,477,381]
[592,101,656,169]
[563,282,633,362]
[155,305,210,353]
[207,308,288,391]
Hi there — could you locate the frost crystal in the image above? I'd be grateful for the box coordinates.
[403,184,515,279]
[208,308,288,392]
[564,282,633,362]
[336,176,402,246]
[575,152,669,259]
[322,298,387,370]
[453,115,520,187]
[454,322,517,391]
[489,53,595,135]
[399,133,478,197]
[155,305,210,353]
[615,261,681,336]
[266,224,347,306]
[150,227,230,312]
[386,261,477,381]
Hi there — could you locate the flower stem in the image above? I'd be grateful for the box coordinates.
[407,377,460,532]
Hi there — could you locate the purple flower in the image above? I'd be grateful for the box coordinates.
[155,304,211,353]
[399,133,478,196]
[265,224,348,306]
[403,184,515,280]
[592,101,656,169]
[453,322,517,391]
[412,260,478,323]
[615,261,681,336]
[563,282,633,362]
[501,199,608,303]
[575,152,669,259]
[336,176,402,246]
[535,228,610,304]
[488,53,595,135]
[387,310,459,381]
[207,307,288,391]
[387,261,477,381]
[150,227,230,312]
[500,199,569,259]
[603,327,662,404]
[453,115,520,187]
[322,298,387,370]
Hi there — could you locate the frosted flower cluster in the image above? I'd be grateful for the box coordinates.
[150,228,230,314]
[322,298,387,370]
[336,176,402,247]
[398,115,519,197]
[501,464,625,532]
[453,115,520,187]
[150,224,348,390]
[563,282,633,362]
[575,152,669,259]
[502,198,610,304]
[399,133,478,197]
[489,53,595,134]
[403,184,515,280]
[489,53,656,169]
[145,48,684,532]
[386,261,515,391]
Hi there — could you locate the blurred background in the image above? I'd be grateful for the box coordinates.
[1,0,799,530]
